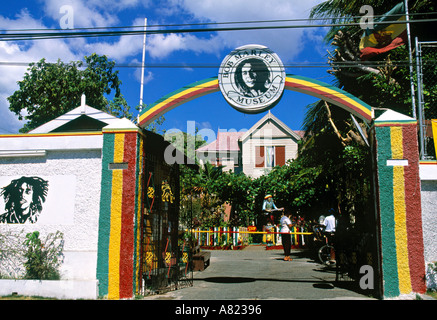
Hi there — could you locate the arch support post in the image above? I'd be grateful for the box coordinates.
[373,110,426,298]
[96,119,145,299]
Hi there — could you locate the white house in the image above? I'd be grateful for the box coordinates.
[196,111,303,178]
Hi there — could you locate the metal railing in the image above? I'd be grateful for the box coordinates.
[191,226,312,248]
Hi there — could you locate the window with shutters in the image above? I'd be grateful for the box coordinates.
[255,146,265,168]
[255,145,286,168]
[275,146,286,166]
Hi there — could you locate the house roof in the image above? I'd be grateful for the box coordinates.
[196,112,302,152]
[29,95,121,134]
[240,111,302,142]
[196,131,245,152]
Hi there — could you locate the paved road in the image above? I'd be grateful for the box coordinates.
[143,245,375,300]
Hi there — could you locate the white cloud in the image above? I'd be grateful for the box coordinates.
[86,35,144,62]
[41,0,119,28]
[145,0,326,63]
[131,58,154,84]
[0,0,327,133]
[0,10,80,133]
[147,33,222,59]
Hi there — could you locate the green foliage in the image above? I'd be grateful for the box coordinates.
[8,54,130,132]
[310,0,437,118]
[23,231,64,280]
[179,106,372,232]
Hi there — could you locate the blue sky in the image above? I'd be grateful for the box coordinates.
[0,0,333,136]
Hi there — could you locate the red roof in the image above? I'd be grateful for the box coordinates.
[196,131,245,152]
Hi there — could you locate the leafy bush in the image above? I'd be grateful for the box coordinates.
[23,231,64,280]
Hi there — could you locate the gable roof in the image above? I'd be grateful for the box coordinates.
[196,131,245,152]
[29,95,121,134]
[196,112,302,153]
[240,111,302,142]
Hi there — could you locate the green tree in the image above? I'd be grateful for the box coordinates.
[8,53,132,132]
[310,0,436,117]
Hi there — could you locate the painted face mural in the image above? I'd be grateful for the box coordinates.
[0,176,48,224]
[236,59,270,97]
[218,44,285,114]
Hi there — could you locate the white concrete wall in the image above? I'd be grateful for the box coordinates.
[420,163,437,265]
[0,279,98,300]
[0,135,103,298]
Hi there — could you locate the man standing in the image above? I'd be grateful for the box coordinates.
[280,210,294,261]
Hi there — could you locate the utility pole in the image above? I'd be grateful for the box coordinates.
[405,0,417,119]
[139,18,147,113]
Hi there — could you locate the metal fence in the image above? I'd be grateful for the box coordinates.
[191,226,311,248]
[416,39,437,159]
[138,131,193,296]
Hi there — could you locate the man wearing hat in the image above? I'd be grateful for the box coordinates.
[262,194,283,225]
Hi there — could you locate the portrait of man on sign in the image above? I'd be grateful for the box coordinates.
[0,176,49,224]
[234,58,271,98]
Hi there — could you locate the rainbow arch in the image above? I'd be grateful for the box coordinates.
[138,74,373,127]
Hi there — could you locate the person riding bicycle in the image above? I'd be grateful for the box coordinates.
[323,209,336,235]
[322,208,337,263]
[262,194,283,225]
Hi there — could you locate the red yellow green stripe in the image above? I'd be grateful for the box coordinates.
[390,126,412,294]
[375,119,426,297]
[138,77,219,127]
[138,74,373,128]
[108,133,124,299]
[284,75,372,123]
[402,124,426,294]
[97,131,144,299]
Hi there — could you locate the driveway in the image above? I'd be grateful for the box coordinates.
[142,245,375,300]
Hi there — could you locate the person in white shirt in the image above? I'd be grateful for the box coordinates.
[322,208,337,263]
[323,213,336,233]
[280,210,295,261]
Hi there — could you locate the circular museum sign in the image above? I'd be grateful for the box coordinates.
[218,44,286,114]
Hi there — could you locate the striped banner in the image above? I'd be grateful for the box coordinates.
[138,75,373,128]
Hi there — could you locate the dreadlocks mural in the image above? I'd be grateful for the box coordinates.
[0,176,48,224]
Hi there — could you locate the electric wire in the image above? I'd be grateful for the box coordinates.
[0,16,436,42]
[0,60,435,69]
[1,11,436,32]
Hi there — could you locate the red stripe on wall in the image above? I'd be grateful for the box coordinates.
[119,132,138,298]
[402,125,426,293]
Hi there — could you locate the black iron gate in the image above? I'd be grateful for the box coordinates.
[138,131,193,295]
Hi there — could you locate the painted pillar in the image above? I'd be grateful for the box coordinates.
[374,110,426,298]
[96,119,144,300]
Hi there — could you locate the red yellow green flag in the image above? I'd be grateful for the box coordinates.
[359,2,407,60]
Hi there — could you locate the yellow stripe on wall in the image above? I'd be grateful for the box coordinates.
[108,133,125,300]
[390,127,412,294]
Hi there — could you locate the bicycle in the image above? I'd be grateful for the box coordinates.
[312,225,335,265]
